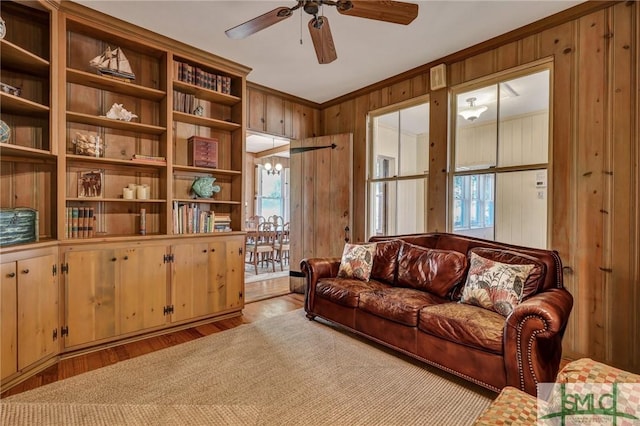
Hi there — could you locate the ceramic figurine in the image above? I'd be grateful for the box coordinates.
[191,177,221,198]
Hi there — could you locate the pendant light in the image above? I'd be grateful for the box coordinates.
[458,97,488,122]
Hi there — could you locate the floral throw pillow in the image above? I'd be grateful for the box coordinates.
[460,252,535,316]
[337,243,377,282]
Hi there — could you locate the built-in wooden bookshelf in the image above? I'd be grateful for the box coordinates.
[0,0,249,392]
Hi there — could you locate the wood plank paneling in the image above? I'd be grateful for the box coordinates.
[574,10,607,360]
[608,1,637,371]
[428,87,447,232]
[317,2,640,373]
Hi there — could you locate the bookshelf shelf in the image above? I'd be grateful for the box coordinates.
[173,80,240,106]
[172,111,240,131]
[67,68,166,101]
[0,39,50,76]
[66,111,166,135]
[1,92,50,116]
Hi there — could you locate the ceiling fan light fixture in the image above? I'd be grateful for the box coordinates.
[459,97,488,122]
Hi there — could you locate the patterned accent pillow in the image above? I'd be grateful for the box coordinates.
[337,243,377,282]
[460,252,534,316]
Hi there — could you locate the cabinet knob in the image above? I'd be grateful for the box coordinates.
[7,272,15,278]
[111,257,117,262]
[123,256,129,260]
[21,269,29,274]
[210,248,215,253]
[203,249,208,253]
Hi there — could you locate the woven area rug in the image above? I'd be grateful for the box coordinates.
[1,310,494,426]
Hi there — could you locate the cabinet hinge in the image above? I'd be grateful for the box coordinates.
[239,247,243,255]
[163,305,174,315]
[163,254,174,263]
[61,263,69,274]
[239,291,243,299]
[52,264,57,276]
[52,328,58,341]
[61,326,69,337]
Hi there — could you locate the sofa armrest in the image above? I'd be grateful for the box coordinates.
[300,257,341,315]
[504,287,574,396]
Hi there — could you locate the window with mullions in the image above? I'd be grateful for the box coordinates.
[367,99,429,239]
[451,66,550,248]
[255,165,289,221]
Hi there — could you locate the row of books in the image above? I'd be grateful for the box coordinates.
[172,202,232,234]
[65,207,96,239]
[173,90,198,114]
[174,60,232,95]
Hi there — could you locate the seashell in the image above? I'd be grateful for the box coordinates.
[104,103,138,122]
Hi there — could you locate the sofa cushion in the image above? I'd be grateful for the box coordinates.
[359,287,448,326]
[419,303,505,354]
[316,277,390,308]
[370,239,402,284]
[337,243,377,281]
[469,247,546,299]
[460,252,535,316]
[396,242,467,297]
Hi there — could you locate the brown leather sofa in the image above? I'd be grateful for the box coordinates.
[301,233,573,396]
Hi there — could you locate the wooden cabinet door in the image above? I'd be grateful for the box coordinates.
[17,255,58,370]
[247,88,266,131]
[1,262,18,381]
[118,246,168,335]
[211,236,244,311]
[64,248,118,347]
[171,242,209,322]
[266,95,284,136]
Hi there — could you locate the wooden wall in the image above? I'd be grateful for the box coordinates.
[318,1,640,373]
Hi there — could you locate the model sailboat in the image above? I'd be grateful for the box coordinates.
[89,46,135,81]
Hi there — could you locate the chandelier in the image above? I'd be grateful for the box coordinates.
[264,138,282,175]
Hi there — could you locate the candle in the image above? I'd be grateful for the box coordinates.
[123,187,134,199]
[136,184,148,199]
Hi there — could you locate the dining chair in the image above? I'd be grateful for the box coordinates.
[245,222,276,274]
[273,221,290,271]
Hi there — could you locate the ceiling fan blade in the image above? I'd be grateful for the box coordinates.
[308,16,337,64]
[337,1,418,25]
[225,7,293,39]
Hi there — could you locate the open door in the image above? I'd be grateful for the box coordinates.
[289,133,353,293]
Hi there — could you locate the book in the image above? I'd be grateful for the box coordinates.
[71,207,79,239]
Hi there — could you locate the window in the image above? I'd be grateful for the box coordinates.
[255,164,289,220]
[451,65,551,248]
[367,98,429,238]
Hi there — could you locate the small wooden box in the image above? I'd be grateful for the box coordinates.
[188,136,218,169]
[0,208,39,246]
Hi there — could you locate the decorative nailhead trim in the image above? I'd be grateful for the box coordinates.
[515,314,549,390]
[311,313,502,393]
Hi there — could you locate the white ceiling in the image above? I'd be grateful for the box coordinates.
[77,0,585,105]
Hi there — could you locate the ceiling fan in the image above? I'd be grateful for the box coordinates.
[225,1,419,64]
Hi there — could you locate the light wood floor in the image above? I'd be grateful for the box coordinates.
[2,292,304,398]
[245,276,291,303]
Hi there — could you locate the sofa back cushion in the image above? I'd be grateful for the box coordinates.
[370,239,403,284]
[396,242,468,297]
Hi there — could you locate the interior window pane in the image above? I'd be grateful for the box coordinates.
[498,70,550,167]
[396,178,426,234]
[398,103,429,176]
[372,112,399,178]
[455,86,498,171]
[495,170,547,249]
[453,173,495,240]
